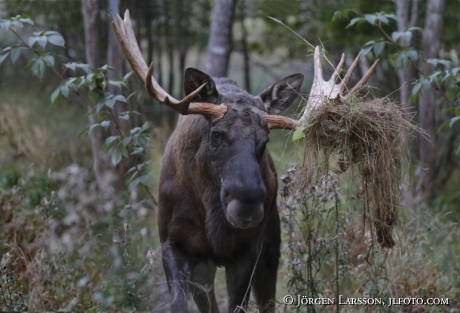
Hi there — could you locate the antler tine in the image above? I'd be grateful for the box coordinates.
[313,46,324,82]
[145,64,208,114]
[345,59,379,98]
[263,46,378,131]
[112,12,148,85]
[340,53,361,93]
[113,10,218,116]
[329,53,345,83]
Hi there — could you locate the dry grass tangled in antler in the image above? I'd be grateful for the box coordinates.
[298,94,419,248]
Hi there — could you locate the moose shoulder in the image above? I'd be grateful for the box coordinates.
[113,10,378,313]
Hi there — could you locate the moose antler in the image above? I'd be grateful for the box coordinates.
[264,46,379,130]
[111,10,227,118]
[112,11,377,129]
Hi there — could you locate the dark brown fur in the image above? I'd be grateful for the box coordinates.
[158,68,303,313]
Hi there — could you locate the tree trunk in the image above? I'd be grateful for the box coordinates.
[107,0,130,190]
[81,0,122,192]
[417,0,445,203]
[177,0,191,90]
[395,0,418,161]
[395,0,419,208]
[240,0,251,92]
[205,0,238,78]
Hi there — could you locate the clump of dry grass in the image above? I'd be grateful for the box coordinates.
[299,94,420,248]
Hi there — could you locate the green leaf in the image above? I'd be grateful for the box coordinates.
[63,62,77,71]
[128,176,142,191]
[127,90,140,101]
[27,36,37,47]
[384,13,397,21]
[108,80,129,90]
[346,17,365,28]
[375,14,389,25]
[77,126,90,138]
[407,26,423,32]
[121,146,129,158]
[88,88,105,104]
[292,126,306,141]
[123,71,134,81]
[359,44,373,58]
[364,14,377,25]
[447,85,460,100]
[88,123,100,134]
[101,136,119,153]
[392,31,411,43]
[113,94,127,103]
[19,17,34,26]
[421,78,431,90]
[122,136,132,147]
[10,46,21,64]
[332,11,342,23]
[60,78,76,98]
[140,199,154,210]
[452,67,460,76]
[36,35,47,48]
[11,20,24,29]
[134,135,148,148]
[43,54,55,67]
[31,58,45,78]
[47,34,65,47]
[0,51,10,66]
[131,146,144,156]
[0,19,11,30]
[140,174,151,187]
[111,145,122,166]
[438,120,450,132]
[100,120,110,131]
[51,87,61,107]
[411,81,422,102]
[449,116,460,128]
[395,52,409,70]
[119,114,130,121]
[407,49,418,62]
[373,42,385,57]
[77,63,91,73]
[428,71,441,83]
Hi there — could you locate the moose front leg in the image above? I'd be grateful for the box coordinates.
[162,240,193,313]
[225,253,259,313]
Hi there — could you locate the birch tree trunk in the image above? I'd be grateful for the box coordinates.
[417,0,445,203]
[107,0,130,190]
[395,0,418,161]
[81,0,119,191]
[205,0,238,78]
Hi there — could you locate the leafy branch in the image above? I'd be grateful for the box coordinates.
[334,10,460,109]
[0,15,156,205]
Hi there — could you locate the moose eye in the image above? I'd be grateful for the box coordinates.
[212,131,220,140]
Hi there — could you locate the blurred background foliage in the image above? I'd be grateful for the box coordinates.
[0,0,459,311]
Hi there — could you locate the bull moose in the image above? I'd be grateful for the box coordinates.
[112,10,377,313]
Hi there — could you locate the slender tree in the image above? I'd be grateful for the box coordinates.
[417,0,445,202]
[81,0,111,190]
[205,0,238,77]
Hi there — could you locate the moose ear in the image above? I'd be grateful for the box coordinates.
[184,68,219,103]
[258,73,304,114]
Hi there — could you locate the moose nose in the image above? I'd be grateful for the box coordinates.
[226,199,264,229]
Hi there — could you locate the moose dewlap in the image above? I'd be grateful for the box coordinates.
[299,96,418,248]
